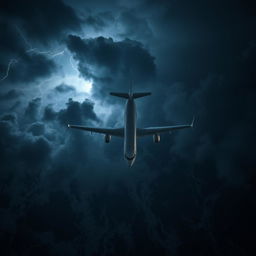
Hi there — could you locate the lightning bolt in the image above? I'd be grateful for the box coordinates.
[49,50,65,58]
[26,48,65,58]
[16,26,65,59]
[15,25,32,49]
[0,59,18,82]
[69,55,79,73]
[0,25,65,82]
[37,78,54,98]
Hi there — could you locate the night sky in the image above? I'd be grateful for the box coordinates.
[1,0,256,255]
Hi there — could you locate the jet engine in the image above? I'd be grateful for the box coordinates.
[105,134,111,143]
[153,134,160,143]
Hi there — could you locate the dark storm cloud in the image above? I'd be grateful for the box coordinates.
[28,122,45,136]
[0,116,52,248]
[43,98,98,125]
[0,96,99,171]
[118,10,153,40]
[0,0,82,87]
[144,0,256,86]
[24,97,41,122]
[0,21,56,85]
[67,35,155,78]
[0,0,81,42]
[43,105,58,121]
[86,11,116,29]
[19,137,52,167]
[54,84,75,93]
[66,35,156,97]
[13,54,56,84]
[0,95,100,235]
[0,89,23,100]
[0,115,52,171]
[147,16,256,184]
[85,15,107,31]
[1,113,17,124]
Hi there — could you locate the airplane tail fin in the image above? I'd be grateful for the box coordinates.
[110,92,151,99]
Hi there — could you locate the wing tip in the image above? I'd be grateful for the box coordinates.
[191,116,195,128]
[67,124,71,128]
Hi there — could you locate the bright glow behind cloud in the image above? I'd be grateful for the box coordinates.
[62,75,92,93]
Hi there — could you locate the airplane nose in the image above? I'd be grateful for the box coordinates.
[125,154,136,167]
[126,157,135,167]
[127,160,133,167]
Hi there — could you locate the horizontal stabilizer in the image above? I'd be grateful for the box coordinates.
[110,92,151,99]
[110,92,129,98]
[133,92,151,99]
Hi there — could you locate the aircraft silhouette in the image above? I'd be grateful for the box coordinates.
[68,90,194,167]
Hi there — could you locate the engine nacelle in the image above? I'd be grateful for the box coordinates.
[105,134,111,143]
[153,134,160,143]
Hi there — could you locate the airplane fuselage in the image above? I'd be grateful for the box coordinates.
[124,97,136,167]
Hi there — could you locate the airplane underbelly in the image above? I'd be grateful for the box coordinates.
[124,99,137,160]
[124,131,136,158]
[124,117,136,158]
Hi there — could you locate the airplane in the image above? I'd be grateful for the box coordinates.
[68,90,194,167]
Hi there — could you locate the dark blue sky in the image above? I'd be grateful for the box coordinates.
[0,0,256,255]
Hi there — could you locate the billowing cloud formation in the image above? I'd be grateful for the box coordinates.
[1,0,256,255]
[24,97,41,121]
[57,98,98,125]
[67,35,156,97]
[118,10,153,41]
[0,89,23,100]
[54,84,75,93]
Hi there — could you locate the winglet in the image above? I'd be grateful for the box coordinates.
[191,116,195,128]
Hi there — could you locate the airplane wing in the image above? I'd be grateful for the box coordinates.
[68,124,124,137]
[137,117,194,136]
